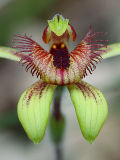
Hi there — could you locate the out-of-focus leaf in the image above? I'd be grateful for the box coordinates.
[0,110,19,128]
[0,0,57,45]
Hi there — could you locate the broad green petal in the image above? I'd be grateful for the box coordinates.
[102,43,120,59]
[67,81,108,143]
[0,47,21,61]
[17,80,56,144]
[48,14,69,36]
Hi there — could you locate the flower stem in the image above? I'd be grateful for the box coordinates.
[53,86,64,121]
[55,144,64,160]
[49,86,65,160]
[53,86,64,160]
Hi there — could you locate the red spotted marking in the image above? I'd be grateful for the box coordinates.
[76,82,98,103]
[25,82,47,105]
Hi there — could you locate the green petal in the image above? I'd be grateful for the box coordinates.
[48,14,69,36]
[102,43,120,59]
[0,47,21,61]
[17,80,56,144]
[67,81,108,143]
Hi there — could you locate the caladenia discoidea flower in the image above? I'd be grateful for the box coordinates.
[0,14,110,144]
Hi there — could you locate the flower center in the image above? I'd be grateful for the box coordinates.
[50,43,70,69]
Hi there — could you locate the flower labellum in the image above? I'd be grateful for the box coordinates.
[0,14,109,144]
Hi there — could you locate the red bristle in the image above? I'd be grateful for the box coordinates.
[26,64,33,72]
[82,26,107,78]
[12,34,49,78]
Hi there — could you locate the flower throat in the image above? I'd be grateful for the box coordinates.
[50,43,70,69]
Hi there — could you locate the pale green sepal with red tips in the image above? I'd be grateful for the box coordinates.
[67,81,108,143]
[48,14,69,36]
[17,80,56,144]
[101,43,120,59]
[0,47,20,61]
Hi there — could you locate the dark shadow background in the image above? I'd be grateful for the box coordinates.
[0,0,120,160]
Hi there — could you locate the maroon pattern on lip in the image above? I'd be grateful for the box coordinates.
[50,43,70,69]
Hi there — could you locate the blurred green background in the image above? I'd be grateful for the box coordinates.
[0,0,120,160]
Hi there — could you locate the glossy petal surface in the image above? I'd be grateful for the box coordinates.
[68,81,108,143]
[17,80,56,144]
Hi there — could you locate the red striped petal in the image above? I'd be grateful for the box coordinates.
[67,24,76,41]
[42,26,51,44]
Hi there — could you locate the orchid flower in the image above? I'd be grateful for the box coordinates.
[0,14,120,144]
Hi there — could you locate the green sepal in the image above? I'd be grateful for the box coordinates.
[102,43,120,59]
[48,14,69,36]
[68,81,108,143]
[0,47,20,61]
[17,80,56,144]
[49,115,65,144]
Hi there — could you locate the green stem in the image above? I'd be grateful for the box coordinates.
[55,144,64,160]
[53,86,64,160]
[50,86,65,159]
[53,86,63,121]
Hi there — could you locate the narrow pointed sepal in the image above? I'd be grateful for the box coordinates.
[17,80,56,144]
[101,43,120,59]
[67,81,108,143]
[0,47,22,61]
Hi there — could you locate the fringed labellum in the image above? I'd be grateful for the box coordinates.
[13,14,107,86]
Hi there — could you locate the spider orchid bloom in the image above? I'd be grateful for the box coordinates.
[1,14,108,144]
